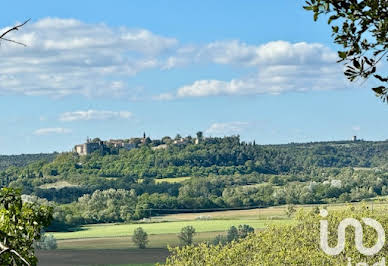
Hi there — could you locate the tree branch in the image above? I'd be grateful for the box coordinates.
[0,19,30,47]
[0,19,30,39]
[0,37,27,47]
[0,242,30,266]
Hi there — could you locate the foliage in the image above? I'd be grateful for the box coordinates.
[223,224,254,244]
[285,204,297,217]
[236,224,254,239]
[304,0,388,102]
[1,137,388,229]
[132,227,149,249]
[0,154,56,171]
[212,234,228,246]
[164,207,388,265]
[226,226,239,242]
[33,233,57,250]
[178,226,196,246]
[0,188,53,266]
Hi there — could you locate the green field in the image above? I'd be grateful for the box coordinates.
[57,231,226,249]
[53,201,388,241]
[52,219,291,240]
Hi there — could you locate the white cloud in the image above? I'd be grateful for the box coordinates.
[34,127,71,135]
[164,41,349,98]
[59,110,133,122]
[0,18,177,98]
[163,40,337,69]
[205,122,249,136]
[0,19,348,99]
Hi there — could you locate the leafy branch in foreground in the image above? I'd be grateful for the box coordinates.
[304,0,388,102]
[0,188,53,266]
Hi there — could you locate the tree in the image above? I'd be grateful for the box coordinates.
[226,226,239,242]
[237,224,254,239]
[0,188,53,266]
[212,234,227,246]
[132,227,149,249]
[304,0,388,102]
[178,226,196,246]
[196,131,203,141]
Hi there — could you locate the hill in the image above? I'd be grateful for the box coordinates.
[0,153,57,171]
[1,136,387,230]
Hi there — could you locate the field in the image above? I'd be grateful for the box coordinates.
[56,231,226,249]
[36,249,167,266]
[52,219,291,240]
[39,181,78,189]
[154,177,191,183]
[44,201,388,265]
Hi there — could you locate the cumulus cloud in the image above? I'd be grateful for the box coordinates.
[0,18,177,98]
[205,122,249,136]
[0,19,347,99]
[160,40,349,98]
[34,127,71,135]
[59,110,133,121]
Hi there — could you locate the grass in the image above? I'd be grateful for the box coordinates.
[39,180,78,189]
[154,177,191,183]
[57,231,226,249]
[52,219,291,240]
[157,206,289,221]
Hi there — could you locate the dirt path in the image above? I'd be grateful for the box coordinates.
[36,249,169,266]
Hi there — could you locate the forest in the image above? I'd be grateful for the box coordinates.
[1,136,388,230]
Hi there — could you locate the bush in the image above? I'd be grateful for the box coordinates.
[34,234,57,250]
[132,227,149,249]
[212,234,227,246]
[178,226,196,246]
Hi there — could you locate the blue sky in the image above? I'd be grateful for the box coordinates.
[0,1,387,154]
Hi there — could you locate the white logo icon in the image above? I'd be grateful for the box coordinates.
[320,209,385,256]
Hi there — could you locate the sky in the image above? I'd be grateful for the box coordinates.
[0,1,387,154]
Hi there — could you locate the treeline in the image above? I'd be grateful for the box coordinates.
[1,136,388,230]
[3,137,388,182]
[46,168,388,230]
[0,153,57,171]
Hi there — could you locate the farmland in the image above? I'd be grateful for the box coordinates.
[52,219,291,240]
[38,200,388,265]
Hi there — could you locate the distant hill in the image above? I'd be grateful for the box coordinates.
[2,136,388,229]
[0,153,57,171]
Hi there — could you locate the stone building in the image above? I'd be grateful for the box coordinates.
[74,138,105,155]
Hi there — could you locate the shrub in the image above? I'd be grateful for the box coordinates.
[34,234,57,250]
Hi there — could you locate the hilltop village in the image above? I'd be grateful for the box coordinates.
[74,133,201,155]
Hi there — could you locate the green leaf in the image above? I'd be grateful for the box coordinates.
[338,51,347,59]
[372,86,385,94]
